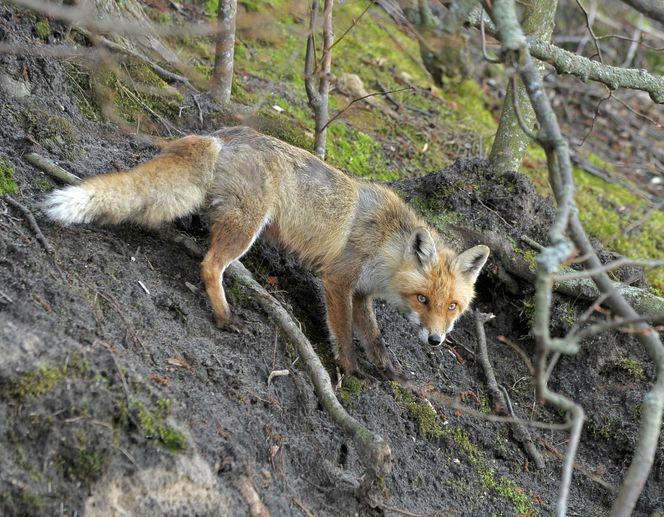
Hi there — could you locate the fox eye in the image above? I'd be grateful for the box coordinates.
[417,294,428,304]
[448,303,457,311]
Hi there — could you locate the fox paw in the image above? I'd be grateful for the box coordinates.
[216,314,249,334]
[380,364,410,384]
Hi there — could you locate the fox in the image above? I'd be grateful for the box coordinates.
[44,126,489,379]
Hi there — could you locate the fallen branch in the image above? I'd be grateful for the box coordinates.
[237,475,269,517]
[31,152,392,482]
[471,228,664,316]
[4,195,54,254]
[474,310,545,469]
[25,152,82,185]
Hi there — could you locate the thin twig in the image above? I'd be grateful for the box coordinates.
[575,0,604,62]
[319,86,412,133]
[474,311,545,469]
[4,196,54,254]
[553,257,664,282]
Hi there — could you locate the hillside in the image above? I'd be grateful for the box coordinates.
[1,1,663,515]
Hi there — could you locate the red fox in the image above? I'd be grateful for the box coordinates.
[44,126,489,379]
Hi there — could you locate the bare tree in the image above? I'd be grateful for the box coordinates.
[212,0,237,105]
[488,0,558,174]
[304,0,334,159]
[482,1,664,515]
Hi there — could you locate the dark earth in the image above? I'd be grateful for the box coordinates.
[1,3,663,516]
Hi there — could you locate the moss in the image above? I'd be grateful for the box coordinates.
[125,400,188,452]
[19,107,80,160]
[616,357,646,380]
[0,158,18,195]
[35,19,50,40]
[390,381,448,439]
[327,123,396,180]
[0,487,44,515]
[521,148,664,292]
[64,63,102,121]
[228,2,498,180]
[63,431,107,486]
[520,295,536,325]
[36,178,54,191]
[480,468,535,516]
[338,376,366,403]
[452,427,481,465]
[1,357,89,401]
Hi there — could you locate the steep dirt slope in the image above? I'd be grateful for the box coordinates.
[1,4,663,516]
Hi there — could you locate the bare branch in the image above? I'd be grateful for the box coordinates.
[474,311,545,469]
[553,257,664,282]
[470,11,664,103]
[620,0,664,25]
[575,0,603,62]
[4,196,54,254]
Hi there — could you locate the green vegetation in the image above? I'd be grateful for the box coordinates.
[0,487,44,515]
[522,148,664,293]
[18,106,80,160]
[338,376,365,403]
[480,468,535,516]
[616,357,646,380]
[115,399,188,452]
[390,381,448,438]
[35,19,50,40]
[0,358,89,401]
[0,158,18,195]
[63,431,107,486]
[390,381,537,516]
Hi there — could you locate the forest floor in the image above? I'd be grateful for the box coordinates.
[0,1,663,516]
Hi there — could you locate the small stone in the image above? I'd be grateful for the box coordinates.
[0,73,31,98]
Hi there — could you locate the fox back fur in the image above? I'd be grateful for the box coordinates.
[45,126,489,378]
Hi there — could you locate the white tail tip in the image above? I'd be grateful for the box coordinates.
[43,186,95,225]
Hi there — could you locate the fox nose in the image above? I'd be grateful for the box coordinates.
[428,334,443,346]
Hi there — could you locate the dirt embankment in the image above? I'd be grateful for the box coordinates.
[1,5,663,516]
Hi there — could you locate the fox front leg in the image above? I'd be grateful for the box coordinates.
[322,275,358,376]
[352,294,405,381]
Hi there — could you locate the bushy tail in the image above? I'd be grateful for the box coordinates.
[44,135,222,228]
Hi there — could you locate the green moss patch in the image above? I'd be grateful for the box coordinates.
[34,19,50,40]
[0,158,18,195]
[390,381,448,439]
[0,358,89,401]
[521,148,664,293]
[115,398,188,452]
[338,376,366,403]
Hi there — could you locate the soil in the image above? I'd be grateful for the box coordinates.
[1,3,663,517]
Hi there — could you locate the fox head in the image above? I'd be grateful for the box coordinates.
[391,228,489,346]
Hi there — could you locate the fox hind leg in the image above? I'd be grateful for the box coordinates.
[201,211,267,332]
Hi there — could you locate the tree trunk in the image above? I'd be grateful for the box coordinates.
[212,0,237,106]
[489,0,558,174]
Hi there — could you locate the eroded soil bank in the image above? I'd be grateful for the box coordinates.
[1,4,663,516]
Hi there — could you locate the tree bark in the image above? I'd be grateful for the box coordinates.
[304,0,334,159]
[212,0,237,105]
[489,0,558,174]
[620,0,664,24]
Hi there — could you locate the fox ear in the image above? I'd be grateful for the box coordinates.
[407,227,438,267]
[455,245,490,282]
